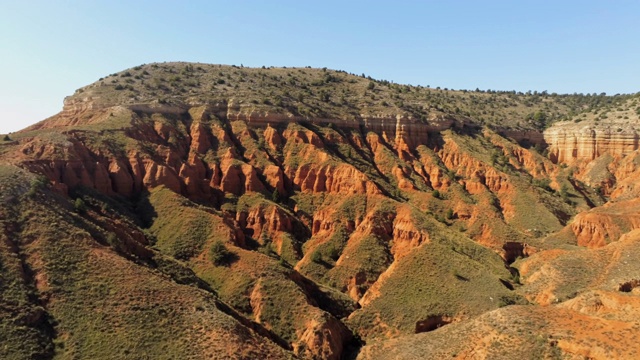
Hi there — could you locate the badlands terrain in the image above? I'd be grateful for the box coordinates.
[1,62,640,359]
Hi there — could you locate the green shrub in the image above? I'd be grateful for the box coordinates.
[510,273,521,285]
[33,175,48,188]
[74,198,87,214]
[558,184,570,201]
[106,232,123,252]
[209,241,231,266]
[311,251,323,263]
[327,245,340,261]
[172,242,198,260]
[532,178,552,192]
[26,175,48,198]
[271,189,281,203]
[446,209,455,220]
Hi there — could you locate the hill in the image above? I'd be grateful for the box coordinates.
[1,62,640,359]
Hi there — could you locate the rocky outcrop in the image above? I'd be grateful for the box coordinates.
[296,313,352,360]
[236,205,294,243]
[19,106,405,201]
[108,159,134,196]
[545,121,640,163]
[390,206,429,260]
[570,199,640,248]
[228,106,467,152]
[248,277,351,360]
[288,163,380,195]
[15,62,640,360]
[14,85,487,204]
[498,129,545,146]
[439,139,512,194]
[216,159,266,195]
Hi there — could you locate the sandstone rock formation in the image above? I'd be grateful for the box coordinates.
[4,62,640,359]
[545,120,640,163]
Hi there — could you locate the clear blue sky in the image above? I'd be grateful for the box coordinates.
[1,1,639,134]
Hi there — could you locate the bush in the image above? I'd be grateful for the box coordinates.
[311,251,323,263]
[319,90,330,102]
[74,198,87,214]
[327,245,340,261]
[106,232,123,252]
[271,189,281,203]
[432,190,442,199]
[594,185,604,196]
[532,178,552,192]
[33,175,48,188]
[26,176,48,198]
[559,184,570,200]
[510,273,521,285]
[498,295,519,307]
[446,209,455,220]
[172,243,198,261]
[3,134,10,141]
[209,241,232,266]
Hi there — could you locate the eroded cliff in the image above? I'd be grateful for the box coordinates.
[2,62,640,359]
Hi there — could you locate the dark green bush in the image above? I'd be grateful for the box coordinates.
[532,178,552,192]
[432,190,442,199]
[311,251,323,263]
[446,209,455,220]
[74,198,87,214]
[209,241,232,266]
[26,176,48,198]
[271,189,281,203]
[106,232,123,252]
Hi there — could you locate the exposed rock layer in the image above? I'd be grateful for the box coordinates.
[544,121,640,163]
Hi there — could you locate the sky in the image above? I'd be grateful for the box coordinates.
[1,0,639,134]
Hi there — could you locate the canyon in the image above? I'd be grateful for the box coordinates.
[1,62,640,359]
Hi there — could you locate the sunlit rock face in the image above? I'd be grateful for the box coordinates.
[545,121,640,163]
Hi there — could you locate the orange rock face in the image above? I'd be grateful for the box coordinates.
[545,121,640,163]
[389,206,430,260]
[14,64,640,360]
[13,85,640,360]
[13,97,477,208]
[569,199,640,248]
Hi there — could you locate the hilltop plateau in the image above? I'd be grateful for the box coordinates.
[1,62,640,359]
